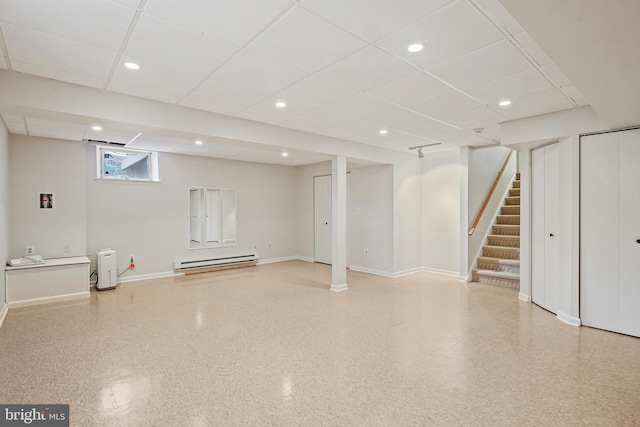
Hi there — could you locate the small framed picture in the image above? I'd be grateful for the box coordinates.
[39,193,54,210]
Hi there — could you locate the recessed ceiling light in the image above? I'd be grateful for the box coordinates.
[407,43,424,53]
[91,125,102,131]
[282,152,289,157]
[499,100,512,107]
[275,101,286,108]
[379,129,389,135]
[195,140,203,145]
[124,62,140,70]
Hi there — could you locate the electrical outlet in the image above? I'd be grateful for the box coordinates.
[26,245,35,255]
[130,254,135,264]
[268,242,272,249]
[253,243,257,249]
[365,249,369,255]
[63,244,71,253]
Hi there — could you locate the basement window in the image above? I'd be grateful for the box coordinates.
[97,146,159,182]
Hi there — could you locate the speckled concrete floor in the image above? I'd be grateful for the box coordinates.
[1,260,639,426]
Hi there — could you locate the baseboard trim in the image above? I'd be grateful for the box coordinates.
[330,283,348,292]
[7,292,90,309]
[258,256,306,265]
[117,271,184,284]
[391,267,424,278]
[421,267,460,279]
[348,265,395,278]
[557,311,581,327]
[518,292,532,302]
[0,303,7,329]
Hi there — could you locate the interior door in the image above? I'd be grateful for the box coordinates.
[618,130,640,336]
[581,133,620,332]
[531,143,559,314]
[583,130,640,337]
[314,175,332,264]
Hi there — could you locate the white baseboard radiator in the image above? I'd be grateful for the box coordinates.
[173,254,258,275]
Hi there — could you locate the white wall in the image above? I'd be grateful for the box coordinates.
[294,161,332,260]
[294,162,395,274]
[86,145,299,278]
[468,146,512,224]
[349,164,394,274]
[393,158,422,274]
[422,149,461,275]
[0,121,9,312]
[9,135,87,259]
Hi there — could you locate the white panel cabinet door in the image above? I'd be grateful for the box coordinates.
[314,175,332,264]
[581,129,640,337]
[618,130,640,336]
[531,143,560,314]
[543,144,560,314]
[531,147,546,307]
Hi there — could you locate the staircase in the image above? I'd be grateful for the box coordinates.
[472,173,520,289]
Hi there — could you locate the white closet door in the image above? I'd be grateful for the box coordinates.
[314,175,332,264]
[618,131,640,336]
[531,143,560,314]
[543,143,560,314]
[581,130,640,337]
[531,147,546,306]
[581,133,620,332]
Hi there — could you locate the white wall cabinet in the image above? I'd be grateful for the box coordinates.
[581,129,640,337]
[531,143,560,314]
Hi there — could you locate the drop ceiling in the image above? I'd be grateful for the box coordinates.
[0,0,600,165]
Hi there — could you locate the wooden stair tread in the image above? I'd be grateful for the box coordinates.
[477,256,520,265]
[473,269,520,279]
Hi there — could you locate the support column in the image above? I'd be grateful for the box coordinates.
[331,156,348,292]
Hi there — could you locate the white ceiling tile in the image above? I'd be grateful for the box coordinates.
[541,62,573,87]
[211,50,308,94]
[111,0,141,8]
[436,106,506,128]
[513,32,552,66]
[235,97,312,124]
[180,78,268,116]
[274,76,358,110]
[407,91,483,119]
[0,0,135,51]
[302,0,454,42]
[26,118,87,140]
[498,88,573,119]
[124,15,237,72]
[368,71,451,106]
[376,0,504,70]
[245,7,366,73]
[144,0,292,47]
[4,24,115,88]
[285,93,394,130]
[474,0,524,35]
[316,46,415,91]
[108,57,207,103]
[463,68,554,105]
[428,39,534,89]
[318,115,389,140]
